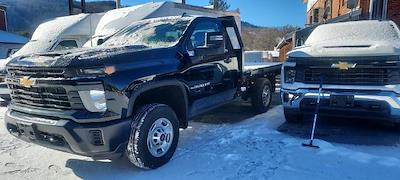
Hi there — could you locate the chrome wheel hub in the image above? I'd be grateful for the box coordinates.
[262,85,271,106]
[147,118,173,157]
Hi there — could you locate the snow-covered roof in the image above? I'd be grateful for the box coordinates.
[93,2,163,40]
[31,14,87,41]
[86,1,241,48]
[289,20,400,57]
[31,13,103,41]
[12,13,104,57]
[0,31,29,44]
[305,20,400,46]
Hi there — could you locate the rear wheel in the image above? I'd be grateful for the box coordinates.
[127,104,179,169]
[284,108,304,123]
[251,78,273,113]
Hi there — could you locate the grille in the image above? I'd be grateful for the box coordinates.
[9,84,71,110]
[301,67,400,85]
[8,67,65,78]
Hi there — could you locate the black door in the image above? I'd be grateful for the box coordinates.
[181,19,239,116]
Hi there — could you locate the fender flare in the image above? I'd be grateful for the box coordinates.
[126,79,189,126]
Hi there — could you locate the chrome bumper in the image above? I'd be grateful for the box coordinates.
[281,88,400,122]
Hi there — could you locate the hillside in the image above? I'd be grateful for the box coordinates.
[242,21,298,51]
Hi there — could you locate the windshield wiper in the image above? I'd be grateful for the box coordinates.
[35,51,72,57]
[126,45,149,49]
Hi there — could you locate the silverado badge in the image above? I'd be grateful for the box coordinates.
[331,62,357,70]
[19,76,35,88]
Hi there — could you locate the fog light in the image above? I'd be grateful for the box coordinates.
[79,90,107,112]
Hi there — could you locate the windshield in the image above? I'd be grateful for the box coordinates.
[101,18,192,49]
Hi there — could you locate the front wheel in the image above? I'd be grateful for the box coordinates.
[251,78,273,113]
[127,104,179,169]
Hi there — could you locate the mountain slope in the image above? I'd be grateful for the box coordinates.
[241,21,298,51]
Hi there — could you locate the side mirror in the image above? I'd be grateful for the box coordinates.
[195,32,225,56]
[97,38,104,46]
[205,32,224,49]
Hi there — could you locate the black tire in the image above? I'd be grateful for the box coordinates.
[127,104,179,169]
[251,78,273,113]
[284,108,304,123]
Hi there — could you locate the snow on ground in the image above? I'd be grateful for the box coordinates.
[1,103,400,180]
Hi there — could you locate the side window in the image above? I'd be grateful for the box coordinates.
[189,21,221,49]
[54,40,78,51]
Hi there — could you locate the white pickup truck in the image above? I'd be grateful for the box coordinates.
[281,20,400,124]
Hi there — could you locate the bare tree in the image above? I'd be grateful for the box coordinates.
[209,0,230,11]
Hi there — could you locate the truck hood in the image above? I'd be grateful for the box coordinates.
[288,40,400,58]
[7,45,165,68]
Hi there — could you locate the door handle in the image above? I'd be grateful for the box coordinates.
[224,58,232,63]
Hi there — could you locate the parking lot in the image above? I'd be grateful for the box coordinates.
[1,92,400,180]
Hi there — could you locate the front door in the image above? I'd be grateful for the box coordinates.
[181,19,239,116]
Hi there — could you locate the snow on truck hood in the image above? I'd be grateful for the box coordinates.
[7,46,131,68]
[289,20,400,57]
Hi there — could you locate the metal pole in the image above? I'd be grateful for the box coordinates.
[369,0,374,19]
[68,0,73,15]
[116,0,121,9]
[81,0,86,13]
[382,0,388,20]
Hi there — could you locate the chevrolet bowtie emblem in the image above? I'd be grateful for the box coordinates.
[331,62,357,70]
[19,76,35,88]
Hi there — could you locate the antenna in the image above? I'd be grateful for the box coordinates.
[90,14,93,47]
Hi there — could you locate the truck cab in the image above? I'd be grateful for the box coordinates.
[4,16,279,169]
[281,20,400,123]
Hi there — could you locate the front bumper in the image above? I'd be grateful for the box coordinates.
[281,88,400,122]
[4,109,132,159]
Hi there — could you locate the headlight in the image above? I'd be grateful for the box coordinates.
[79,66,116,76]
[285,69,296,83]
[78,90,107,112]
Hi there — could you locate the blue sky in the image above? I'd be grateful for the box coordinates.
[118,0,307,27]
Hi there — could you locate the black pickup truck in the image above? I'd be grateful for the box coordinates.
[4,16,281,169]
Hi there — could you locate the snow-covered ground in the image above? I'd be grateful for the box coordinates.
[1,101,400,180]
